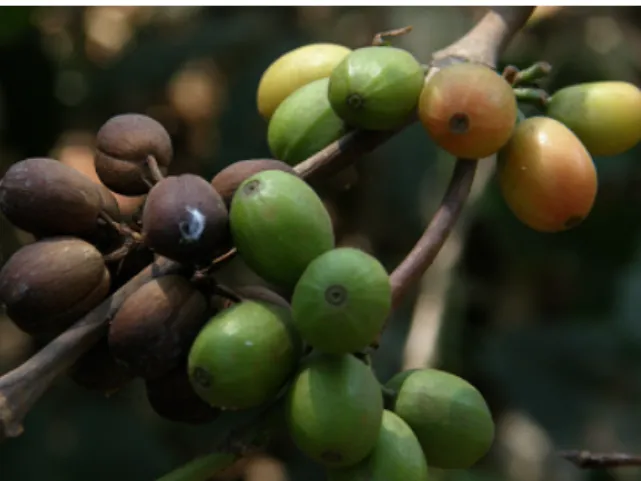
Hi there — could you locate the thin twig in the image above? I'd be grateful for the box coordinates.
[372,25,413,46]
[560,450,641,469]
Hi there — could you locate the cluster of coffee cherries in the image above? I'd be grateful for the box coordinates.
[1,34,639,481]
[261,41,641,233]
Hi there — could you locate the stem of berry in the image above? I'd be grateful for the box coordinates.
[512,61,553,87]
[513,87,550,107]
[372,25,413,46]
[147,155,165,184]
[389,159,477,309]
[559,450,641,469]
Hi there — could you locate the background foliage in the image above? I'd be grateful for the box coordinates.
[2,6,641,481]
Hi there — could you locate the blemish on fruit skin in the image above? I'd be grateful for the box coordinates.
[242,179,261,196]
[178,206,206,244]
[192,366,212,388]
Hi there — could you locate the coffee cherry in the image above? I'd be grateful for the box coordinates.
[211,159,297,207]
[546,81,641,157]
[0,157,113,238]
[95,113,173,196]
[328,46,424,131]
[188,300,302,410]
[142,174,229,264]
[291,247,391,354]
[326,410,428,481]
[108,275,210,379]
[285,353,383,468]
[69,337,134,394]
[0,237,111,337]
[230,170,335,289]
[61,153,146,219]
[257,43,352,120]
[498,116,597,232]
[145,364,221,425]
[386,368,495,469]
[418,62,517,159]
[267,78,347,165]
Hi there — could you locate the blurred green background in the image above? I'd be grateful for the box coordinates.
[2,5,641,481]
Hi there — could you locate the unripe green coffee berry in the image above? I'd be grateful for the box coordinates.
[326,410,428,481]
[328,46,424,131]
[267,78,347,165]
[386,368,495,469]
[188,300,302,410]
[286,353,384,468]
[229,170,335,289]
[291,247,391,354]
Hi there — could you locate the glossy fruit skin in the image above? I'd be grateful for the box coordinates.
[0,237,111,336]
[291,247,392,354]
[386,368,495,469]
[108,275,210,379]
[142,174,230,263]
[61,153,145,219]
[188,300,302,410]
[326,410,428,481]
[211,159,298,206]
[267,78,347,165]
[285,353,384,468]
[229,170,335,289]
[498,116,598,232]
[95,113,173,196]
[257,43,352,120]
[0,157,110,238]
[418,62,517,159]
[546,81,641,157]
[328,46,425,131]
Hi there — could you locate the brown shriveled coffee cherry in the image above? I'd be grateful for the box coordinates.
[142,174,229,264]
[145,364,221,425]
[0,157,116,238]
[211,159,298,206]
[108,275,210,379]
[69,337,135,394]
[95,113,173,196]
[0,237,111,337]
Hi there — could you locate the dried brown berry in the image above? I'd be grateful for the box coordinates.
[0,237,111,336]
[95,113,173,196]
[211,159,298,206]
[0,157,112,238]
[142,174,229,264]
[69,337,135,394]
[145,364,221,425]
[62,153,146,219]
[108,275,210,379]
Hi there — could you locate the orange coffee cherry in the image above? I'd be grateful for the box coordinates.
[498,116,598,233]
[418,62,517,159]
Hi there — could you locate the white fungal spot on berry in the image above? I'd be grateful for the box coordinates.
[178,206,206,243]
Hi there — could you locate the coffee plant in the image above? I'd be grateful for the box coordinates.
[1,6,641,481]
